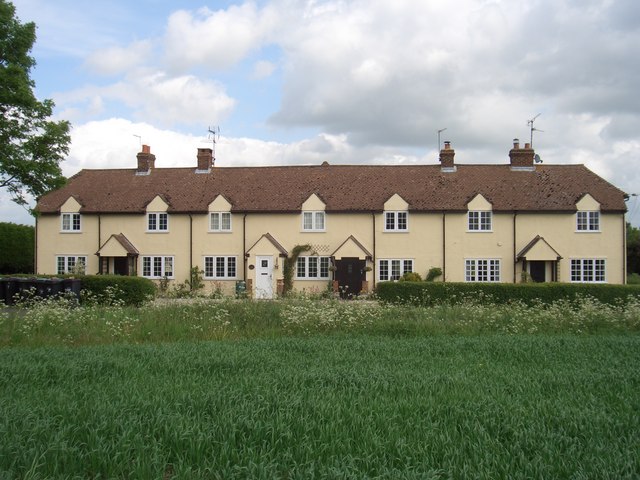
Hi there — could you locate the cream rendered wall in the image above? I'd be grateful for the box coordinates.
[98,213,191,283]
[515,212,625,284]
[576,194,600,211]
[384,194,409,211]
[36,200,626,289]
[443,212,515,282]
[376,213,443,280]
[302,194,326,211]
[245,212,373,293]
[191,209,243,296]
[37,213,101,274]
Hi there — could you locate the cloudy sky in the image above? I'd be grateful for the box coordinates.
[4,0,640,225]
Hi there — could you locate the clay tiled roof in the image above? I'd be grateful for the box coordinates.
[36,164,627,214]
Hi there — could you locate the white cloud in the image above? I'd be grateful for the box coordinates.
[164,3,278,72]
[55,71,236,128]
[252,60,276,79]
[84,40,153,76]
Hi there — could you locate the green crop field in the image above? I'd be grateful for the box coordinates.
[1,296,640,478]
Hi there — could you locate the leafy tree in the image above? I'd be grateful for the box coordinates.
[627,222,640,275]
[0,0,70,209]
[0,222,34,273]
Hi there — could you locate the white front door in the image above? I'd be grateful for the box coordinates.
[255,256,274,299]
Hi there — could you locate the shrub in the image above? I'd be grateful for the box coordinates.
[399,272,422,282]
[376,281,640,307]
[426,267,442,282]
[81,275,156,306]
[0,222,34,274]
[628,273,640,285]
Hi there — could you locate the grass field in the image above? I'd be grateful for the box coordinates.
[1,297,640,478]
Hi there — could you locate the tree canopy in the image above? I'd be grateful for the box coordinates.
[0,0,70,209]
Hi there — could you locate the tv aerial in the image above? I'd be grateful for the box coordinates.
[207,126,220,157]
[527,113,544,147]
[437,128,447,151]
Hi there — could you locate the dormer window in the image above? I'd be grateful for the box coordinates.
[147,212,168,232]
[384,211,408,231]
[61,213,81,232]
[468,211,492,231]
[303,211,325,232]
[210,212,231,232]
[576,211,600,232]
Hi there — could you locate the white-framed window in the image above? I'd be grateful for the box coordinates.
[56,255,87,274]
[378,259,414,281]
[576,211,600,232]
[571,259,606,283]
[210,212,232,232]
[204,256,237,279]
[465,259,501,282]
[61,213,81,232]
[384,211,408,231]
[468,211,492,231]
[296,256,331,279]
[147,212,168,232]
[142,256,174,278]
[302,211,325,231]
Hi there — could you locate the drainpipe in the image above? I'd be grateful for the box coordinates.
[189,214,193,285]
[442,211,446,282]
[371,211,376,290]
[243,213,247,280]
[98,214,102,274]
[623,214,627,284]
[513,212,517,283]
[34,216,38,274]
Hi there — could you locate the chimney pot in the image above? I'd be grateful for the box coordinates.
[142,144,150,154]
[444,141,451,150]
[513,138,520,149]
[524,142,531,149]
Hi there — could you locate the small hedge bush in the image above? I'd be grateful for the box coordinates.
[1,274,156,306]
[376,281,640,306]
[81,275,156,306]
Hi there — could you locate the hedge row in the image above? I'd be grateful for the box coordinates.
[80,275,156,306]
[376,281,640,306]
[1,274,156,306]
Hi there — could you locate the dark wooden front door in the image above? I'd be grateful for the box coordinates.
[530,261,546,282]
[114,257,129,276]
[335,257,365,298]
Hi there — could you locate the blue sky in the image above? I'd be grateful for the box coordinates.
[4,0,640,225]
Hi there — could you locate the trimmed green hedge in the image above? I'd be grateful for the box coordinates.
[80,275,156,306]
[376,281,640,306]
[2,274,156,306]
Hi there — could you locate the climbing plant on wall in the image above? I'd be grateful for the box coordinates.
[283,244,312,296]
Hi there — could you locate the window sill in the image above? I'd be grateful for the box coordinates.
[60,231,82,234]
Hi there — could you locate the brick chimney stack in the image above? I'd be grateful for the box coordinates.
[509,138,535,170]
[439,141,456,172]
[196,148,214,173]
[136,145,155,175]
